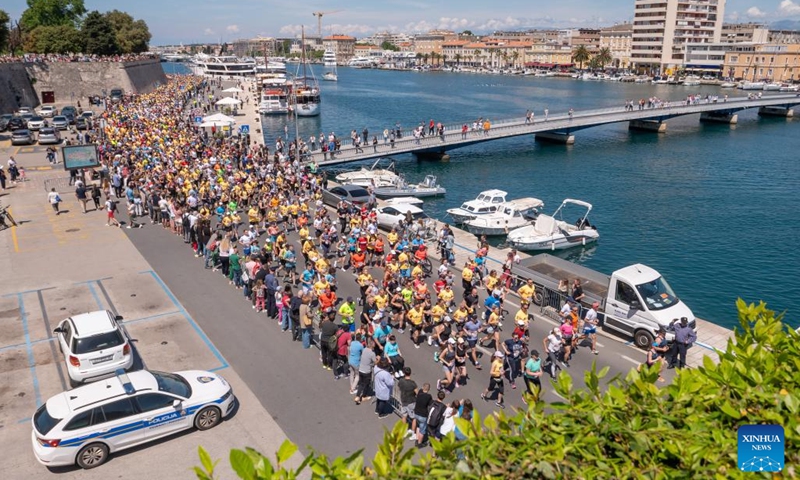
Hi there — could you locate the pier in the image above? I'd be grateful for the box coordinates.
[303,93,800,166]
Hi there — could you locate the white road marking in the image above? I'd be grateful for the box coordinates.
[621,355,640,365]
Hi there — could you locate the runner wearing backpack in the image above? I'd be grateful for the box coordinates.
[425,391,448,443]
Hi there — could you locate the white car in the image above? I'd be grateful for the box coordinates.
[27,115,47,131]
[37,105,58,117]
[54,310,134,386]
[15,106,33,115]
[376,202,428,230]
[32,369,235,469]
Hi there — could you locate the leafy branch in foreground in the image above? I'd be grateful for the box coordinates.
[195,299,798,479]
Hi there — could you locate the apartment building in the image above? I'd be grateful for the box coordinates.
[323,35,356,63]
[631,0,727,73]
[723,43,800,81]
[600,23,633,68]
[721,23,769,43]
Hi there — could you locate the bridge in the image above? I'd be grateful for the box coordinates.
[305,93,800,166]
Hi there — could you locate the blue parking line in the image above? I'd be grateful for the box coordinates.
[0,335,56,354]
[121,310,181,326]
[85,282,105,310]
[17,293,42,408]
[141,270,229,370]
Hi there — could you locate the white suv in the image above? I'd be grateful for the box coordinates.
[54,310,134,386]
[32,369,235,469]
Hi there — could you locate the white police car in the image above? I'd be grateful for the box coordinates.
[31,369,235,469]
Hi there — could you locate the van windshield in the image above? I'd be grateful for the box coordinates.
[33,404,62,435]
[636,276,679,311]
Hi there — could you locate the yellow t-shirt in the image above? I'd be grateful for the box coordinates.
[438,288,455,303]
[375,294,388,310]
[430,305,446,322]
[315,258,329,274]
[486,276,499,291]
[518,284,535,301]
[357,273,372,287]
[452,308,468,322]
[398,253,410,270]
[407,308,424,326]
[515,309,529,324]
[462,268,474,282]
[490,359,503,378]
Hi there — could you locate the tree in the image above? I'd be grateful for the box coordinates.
[422,53,428,65]
[461,30,473,36]
[511,51,520,69]
[380,40,398,52]
[104,10,151,53]
[473,49,481,66]
[0,10,10,53]
[454,53,461,66]
[20,0,86,30]
[595,47,613,70]
[196,299,800,479]
[81,10,118,55]
[24,24,83,53]
[572,44,590,70]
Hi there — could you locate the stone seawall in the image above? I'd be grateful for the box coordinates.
[0,59,167,111]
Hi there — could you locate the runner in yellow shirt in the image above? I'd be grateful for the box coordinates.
[517,279,535,311]
[406,304,425,348]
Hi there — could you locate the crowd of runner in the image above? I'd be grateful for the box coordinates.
[81,75,620,448]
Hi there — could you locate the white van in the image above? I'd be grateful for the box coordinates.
[31,369,235,469]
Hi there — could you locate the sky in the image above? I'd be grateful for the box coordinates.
[4,0,800,45]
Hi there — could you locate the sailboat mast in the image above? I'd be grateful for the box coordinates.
[302,26,307,86]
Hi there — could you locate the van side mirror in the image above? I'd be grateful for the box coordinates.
[173,399,183,410]
[115,315,124,321]
[53,327,63,334]
[630,300,641,310]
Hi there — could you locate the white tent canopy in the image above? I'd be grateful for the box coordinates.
[222,87,243,93]
[215,97,242,106]
[199,120,232,127]
[201,113,235,125]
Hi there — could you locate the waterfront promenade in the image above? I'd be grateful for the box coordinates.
[304,93,800,165]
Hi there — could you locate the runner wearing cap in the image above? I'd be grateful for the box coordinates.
[436,339,457,392]
[522,349,543,403]
[481,351,506,408]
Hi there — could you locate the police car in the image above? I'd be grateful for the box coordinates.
[31,369,235,469]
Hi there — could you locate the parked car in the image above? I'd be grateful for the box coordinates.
[321,185,371,207]
[7,116,27,131]
[53,310,133,387]
[75,117,89,130]
[80,111,95,120]
[110,88,124,103]
[27,115,47,131]
[60,106,78,123]
[21,113,34,124]
[51,115,70,130]
[15,106,33,115]
[37,127,62,145]
[376,202,429,230]
[31,369,235,469]
[36,105,58,117]
[0,113,12,131]
[11,129,36,145]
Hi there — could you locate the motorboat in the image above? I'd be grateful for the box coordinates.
[322,50,338,82]
[373,175,446,199]
[681,76,701,86]
[720,81,737,88]
[322,71,338,82]
[779,84,800,92]
[446,189,508,223]
[335,159,400,188]
[463,197,544,236]
[506,198,599,251]
[383,197,423,207]
[740,81,765,90]
[258,88,290,115]
[763,82,782,91]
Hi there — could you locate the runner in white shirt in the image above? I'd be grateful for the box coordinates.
[543,328,563,379]
[581,302,600,355]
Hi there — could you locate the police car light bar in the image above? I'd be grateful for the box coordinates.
[116,369,135,395]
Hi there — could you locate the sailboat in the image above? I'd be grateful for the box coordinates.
[322,50,338,82]
[294,27,321,116]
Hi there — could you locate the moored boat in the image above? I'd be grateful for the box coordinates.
[507,198,599,251]
[446,189,508,224]
[335,159,400,188]
[373,175,446,199]
[463,197,544,236]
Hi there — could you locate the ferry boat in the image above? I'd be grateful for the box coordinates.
[194,55,256,76]
[322,50,337,67]
[348,57,376,68]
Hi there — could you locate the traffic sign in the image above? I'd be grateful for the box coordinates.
[194,116,202,124]
[239,124,250,134]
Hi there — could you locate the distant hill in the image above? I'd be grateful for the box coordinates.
[770,20,800,31]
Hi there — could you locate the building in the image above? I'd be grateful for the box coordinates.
[769,29,800,44]
[721,23,769,43]
[230,37,277,57]
[683,42,746,75]
[600,23,633,69]
[631,0,727,74]
[354,44,382,57]
[571,28,602,52]
[525,42,574,69]
[723,43,800,82]
[360,31,413,47]
[322,35,356,63]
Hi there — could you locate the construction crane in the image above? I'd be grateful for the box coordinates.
[312,10,342,39]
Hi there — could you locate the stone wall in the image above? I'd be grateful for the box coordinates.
[0,59,167,112]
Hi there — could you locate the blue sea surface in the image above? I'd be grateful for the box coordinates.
[164,62,800,329]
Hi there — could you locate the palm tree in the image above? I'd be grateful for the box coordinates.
[595,47,613,70]
[423,53,429,65]
[474,49,482,66]
[500,51,509,68]
[415,52,422,66]
[455,53,462,66]
[572,44,591,71]
[511,51,520,69]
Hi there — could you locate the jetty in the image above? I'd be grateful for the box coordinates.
[304,93,800,165]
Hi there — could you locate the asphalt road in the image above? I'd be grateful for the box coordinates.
[124,217,674,460]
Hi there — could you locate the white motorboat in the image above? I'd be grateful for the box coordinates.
[335,159,400,188]
[720,81,737,88]
[763,82,782,91]
[779,84,800,92]
[446,189,508,223]
[383,197,423,207]
[258,88,290,115]
[373,175,446,199]
[463,197,544,236]
[506,198,599,251]
[681,75,701,86]
[322,71,338,82]
[322,50,338,82]
[740,81,765,90]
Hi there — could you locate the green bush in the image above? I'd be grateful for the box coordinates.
[196,300,798,479]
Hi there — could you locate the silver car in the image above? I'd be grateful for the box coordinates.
[51,115,69,130]
[38,127,62,145]
[27,115,47,131]
[37,105,58,117]
[11,129,36,145]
